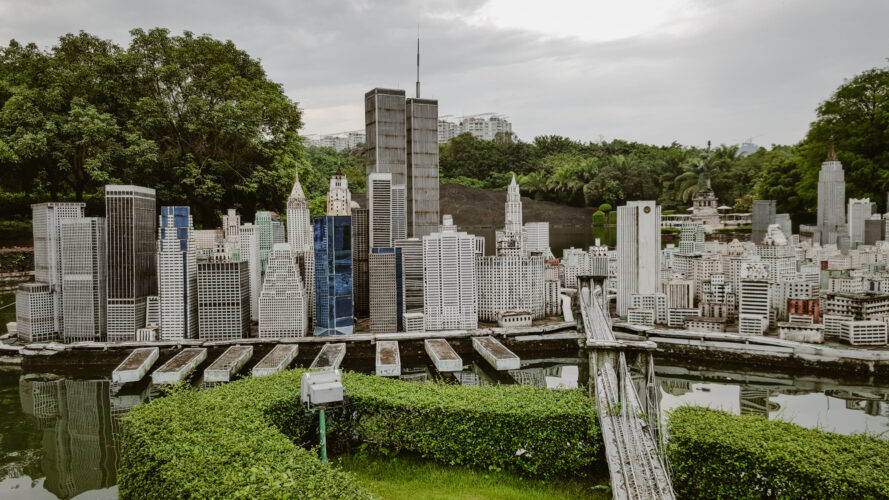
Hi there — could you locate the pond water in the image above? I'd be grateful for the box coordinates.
[1,355,887,499]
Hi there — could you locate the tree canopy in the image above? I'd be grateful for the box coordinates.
[2,29,887,230]
[0,29,305,227]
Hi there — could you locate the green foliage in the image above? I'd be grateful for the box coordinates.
[119,371,369,499]
[597,203,612,213]
[607,211,617,225]
[0,249,33,273]
[336,452,609,500]
[441,176,486,189]
[667,407,889,499]
[661,227,681,234]
[0,29,304,228]
[120,370,601,498]
[591,210,605,227]
[333,372,600,478]
[662,209,676,215]
[714,225,751,234]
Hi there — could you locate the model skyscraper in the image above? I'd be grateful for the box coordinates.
[157,206,198,340]
[105,185,157,341]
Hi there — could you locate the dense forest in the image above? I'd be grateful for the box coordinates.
[1,30,888,229]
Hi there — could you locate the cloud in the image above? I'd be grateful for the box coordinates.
[1,0,887,147]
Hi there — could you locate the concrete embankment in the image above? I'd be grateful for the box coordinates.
[1,322,582,372]
[614,324,889,380]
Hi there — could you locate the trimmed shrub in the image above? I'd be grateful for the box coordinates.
[661,227,681,234]
[607,211,617,225]
[335,373,600,478]
[119,373,370,499]
[662,209,676,215]
[597,203,612,213]
[591,210,606,227]
[668,406,889,499]
[120,370,601,498]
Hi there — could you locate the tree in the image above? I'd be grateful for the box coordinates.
[802,64,889,210]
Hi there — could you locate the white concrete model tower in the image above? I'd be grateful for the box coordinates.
[423,216,478,331]
[505,175,522,232]
[368,172,393,248]
[238,223,261,321]
[259,243,306,337]
[327,170,352,216]
[817,139,846,246]
[617,201,662,317]
[32,202,85,336]
[287,169,314,321]
[157,207,198,340]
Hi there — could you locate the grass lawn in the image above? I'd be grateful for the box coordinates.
[334,453,610,500]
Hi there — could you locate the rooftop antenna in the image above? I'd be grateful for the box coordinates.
[416,24,420,99]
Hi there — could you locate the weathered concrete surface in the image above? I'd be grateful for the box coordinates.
[472,336,520,370]
[252,345,298,377]
[425,339,462,372]
[112,347,159,383]
[310,343,346,371]
[204,346,253,382]
[151,348,207,385]
[375,341,401,376]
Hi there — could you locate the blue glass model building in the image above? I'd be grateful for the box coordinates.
[313,215,354,335]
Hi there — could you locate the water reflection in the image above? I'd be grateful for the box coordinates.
[656,365,889,437]
[18,375,117,499]
[4,356,889,499]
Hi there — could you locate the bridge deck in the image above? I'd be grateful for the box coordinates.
[580,284,675,500]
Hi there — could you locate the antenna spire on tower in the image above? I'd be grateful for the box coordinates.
[416,24,420,98]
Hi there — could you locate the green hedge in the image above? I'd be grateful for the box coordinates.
[333,373,600,478]
[591,210,606,227]
[668,407,889,499]
[0,192,104,221]
[120,370,601,498]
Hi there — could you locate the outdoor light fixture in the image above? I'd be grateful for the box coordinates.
[301,370,345,463]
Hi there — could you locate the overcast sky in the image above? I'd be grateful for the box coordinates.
[2,0,887,147]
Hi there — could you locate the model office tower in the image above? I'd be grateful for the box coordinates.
[59,217,106,341]
[365,88,440,239]
[157,207,198,340]
[32,202,86,336]
[848,198,875,245]
[197,259,250,340]
[617,201,662,317]
[368,172,394,247]
[259,243,307,337]
[352,207,370,317]
[314,172,354,335]
[816,143,846,246]
[255,211,280,275]
[222,209,241,259]
[423,217,478,331]
[752,200,776,243]
[395,238,424,312]
[495,176,525,256]
[106,185,157,342]
[369,248,404,332]
[238,223,261,321]
[524,222,550,254]
[405,97,440,237]
[287,169,314,321]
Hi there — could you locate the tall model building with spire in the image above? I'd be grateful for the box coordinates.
[816,138,847,247]
[287,168,314,325]
[495,175,526,256]
[365,37,440,238]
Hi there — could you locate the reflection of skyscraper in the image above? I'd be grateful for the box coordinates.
[19,376,117,499]
[739,388,771,416]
